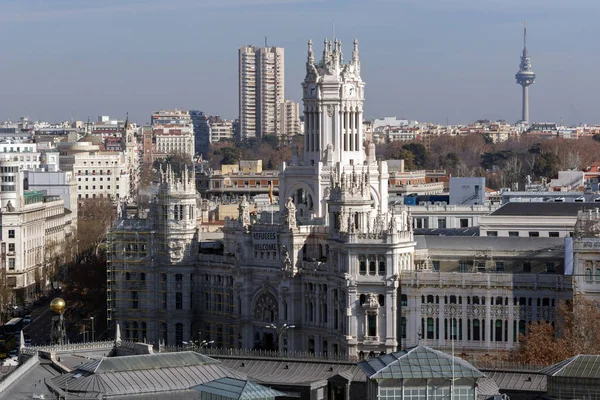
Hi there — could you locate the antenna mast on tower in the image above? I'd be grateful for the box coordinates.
[332,20,335,40]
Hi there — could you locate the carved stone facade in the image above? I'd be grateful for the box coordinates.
[106,39,577,357]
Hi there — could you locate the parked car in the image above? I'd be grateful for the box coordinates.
[23,315,32,324]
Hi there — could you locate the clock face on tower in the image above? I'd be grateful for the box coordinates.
[307,84,316,98]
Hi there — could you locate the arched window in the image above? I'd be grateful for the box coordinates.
[141,322,147,341]
[427,295,434,304]
[378,261,386,275]
[585,268,593,282]
[378,294,385,306]
[360,294,366,305]
[359,259,367,275]
[595,268,600,282]
[518,320,526,340]
[176,292,183,309]
[369,258,376,275]
[449,295,457,304]
[175,323,183,346]
[426,318,434,339]
[132,322,139,341]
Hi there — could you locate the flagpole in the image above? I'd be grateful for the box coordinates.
[269,182,274,224]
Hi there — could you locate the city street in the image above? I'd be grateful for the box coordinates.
[22,298,53,345]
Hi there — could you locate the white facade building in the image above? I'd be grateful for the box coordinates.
[27,170,78,217]
[57,141,132,202]
[0,160,73,303]
[210,120,234,143]
[0,142,41,171]
[152,125,195,159]
[107,39,574,358]
[449,177,486,206]
[279,100,301,138]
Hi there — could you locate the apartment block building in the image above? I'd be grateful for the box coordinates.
[239,46,285,140]
[0,159,73,304]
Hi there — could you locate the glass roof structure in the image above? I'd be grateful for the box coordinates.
[358,345,484,380]
[540,355,600,379]
[192,377,287,399]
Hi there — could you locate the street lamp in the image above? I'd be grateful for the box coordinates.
[265,323,295,353]
[199,340,214,348]
[90,317,95,342]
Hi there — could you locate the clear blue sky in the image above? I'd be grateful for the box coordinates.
[1,0,599,125]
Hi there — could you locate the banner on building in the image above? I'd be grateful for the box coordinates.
[252,232,278,252]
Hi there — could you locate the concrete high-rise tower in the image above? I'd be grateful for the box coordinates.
[239,46,257,140]
[515,22,536,124]
[238,46,285,141]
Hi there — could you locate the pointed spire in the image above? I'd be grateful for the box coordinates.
[523,21,528,57]
[353,39,359,61]
[307,39,314,64]
[323,38,329,62]
[115,323,122,345]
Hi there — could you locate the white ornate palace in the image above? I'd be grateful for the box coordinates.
[107,39,573,357]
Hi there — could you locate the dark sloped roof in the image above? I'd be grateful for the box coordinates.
[483,371,546,392]
[358,345,484,380]
[51,352,245,398]
[192,377,287,399]
[414,227,479,237]
[476,376,500,400]
[218,358,365,385]
[414,235,564,252]
[540,355,600,379]
[491,202,597,217]
[78,351,219,373]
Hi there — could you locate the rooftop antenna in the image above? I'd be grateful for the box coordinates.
[332,20,335,41]
[265,36,268,47]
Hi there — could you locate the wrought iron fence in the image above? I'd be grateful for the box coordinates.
[160,345,360,363]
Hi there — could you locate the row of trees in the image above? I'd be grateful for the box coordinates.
[206,135,303,170]
[205,132,600,191]
[515,295,600,365]
[375,134,600,190]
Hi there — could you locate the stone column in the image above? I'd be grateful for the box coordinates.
[344,110,349,152]
[321,105,328,153]
[485,297,492,347]
[312,111,317,153]
[316,110,321,153]
[347,286,358,338]
[349,110,354,152]
[355,110,362,151]
[386,284,398,351]
[438,298,445,347]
